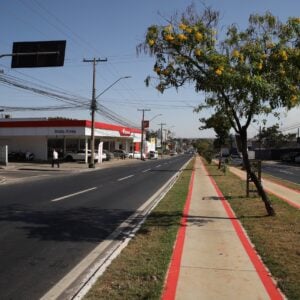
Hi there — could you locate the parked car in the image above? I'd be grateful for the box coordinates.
[113,149,128,159]
[128,151,146,159]
[170,151,177,156]
[64,150,103,162]
[8,151,35,161]
[103,149,114,161]
[148,150,158,159]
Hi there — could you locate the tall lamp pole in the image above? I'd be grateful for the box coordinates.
[83,58,131,168]
[158,122,166,159]
[83,57,107,168]
[138,108,151,160]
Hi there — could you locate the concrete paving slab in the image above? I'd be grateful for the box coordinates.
[229,166,300,208]
[170,157,279,300]
[176,267,268,300]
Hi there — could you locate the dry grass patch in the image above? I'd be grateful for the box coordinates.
[206,162,300,300]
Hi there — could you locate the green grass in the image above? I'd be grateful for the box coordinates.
[84,159,194,300]
[206,162,300,300]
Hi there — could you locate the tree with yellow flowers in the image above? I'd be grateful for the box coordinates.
[138,5,300,216]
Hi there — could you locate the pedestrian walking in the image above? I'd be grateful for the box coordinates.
[52,148,60,168]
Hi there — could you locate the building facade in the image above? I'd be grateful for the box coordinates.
[0,118,142,160]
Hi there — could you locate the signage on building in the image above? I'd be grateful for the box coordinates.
[143,120,149,129]
[119,128,131,136]
[53,128,77,135]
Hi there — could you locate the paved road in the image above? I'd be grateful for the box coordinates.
[0,155,191,300]
[262,161,300,184]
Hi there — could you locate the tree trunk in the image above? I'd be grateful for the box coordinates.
[240,130,275,216]
[218,148,222,169]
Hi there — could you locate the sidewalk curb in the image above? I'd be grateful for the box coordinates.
[162,161,195,300]
[202,159,285,300]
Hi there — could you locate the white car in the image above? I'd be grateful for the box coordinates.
[64,150,106,162]
[128,151,146,159]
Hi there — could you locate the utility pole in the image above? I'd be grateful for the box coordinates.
[83,57,107,168]
[158,122,166,159]
[138,108,151,160]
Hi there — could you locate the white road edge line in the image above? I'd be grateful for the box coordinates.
[142,168,151,173]
[51,187,97,202]
[41,158,192,300]
[117,174,134,181]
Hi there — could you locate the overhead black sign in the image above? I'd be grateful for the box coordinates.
[11,40,66,68]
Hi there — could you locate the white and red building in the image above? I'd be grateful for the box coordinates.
[0,118,142,160]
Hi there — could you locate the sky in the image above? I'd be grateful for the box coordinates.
[0,0,299,138]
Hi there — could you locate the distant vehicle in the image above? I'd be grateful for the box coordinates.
[113,149,128,159]
[64,149,105,162]
[148,150,158,159]
[170,151,177,156]
[128,151,145,159]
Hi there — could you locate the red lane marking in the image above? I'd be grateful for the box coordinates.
[264,187,300,209]
[264,177,300,194]
[231,168,300,209]
[201,160,284,300]
[162,166,195,300]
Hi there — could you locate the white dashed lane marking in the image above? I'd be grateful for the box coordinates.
[51,187,97,202]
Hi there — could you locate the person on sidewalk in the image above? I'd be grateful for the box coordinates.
[52,148,60,168]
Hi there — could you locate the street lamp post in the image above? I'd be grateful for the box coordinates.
[158,122,166,159]
[84,56,130,168]
[149,113,162,122]
[138,108,151,160]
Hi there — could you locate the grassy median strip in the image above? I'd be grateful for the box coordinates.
[84,159,194,300]
[205,162,300,300]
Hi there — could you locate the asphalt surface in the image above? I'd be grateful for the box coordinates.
[262,161,300,184]
[0,155,191,300]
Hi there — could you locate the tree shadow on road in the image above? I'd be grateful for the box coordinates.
[0,204,134,243]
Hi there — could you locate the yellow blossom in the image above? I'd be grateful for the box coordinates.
[148,39,155,47]
[164,34,174,42]
[179,23,187,31]
[194,48,202,57]
[232,50,240,58]
[185,27,192,33]
[194,32,203,42]
[280,50,288,61]
[258,62,263,70]
[177,34,188,41]
[215,68,222,75]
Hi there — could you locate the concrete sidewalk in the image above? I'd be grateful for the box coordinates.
[163,156,283,300]
[229,166,300,209]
